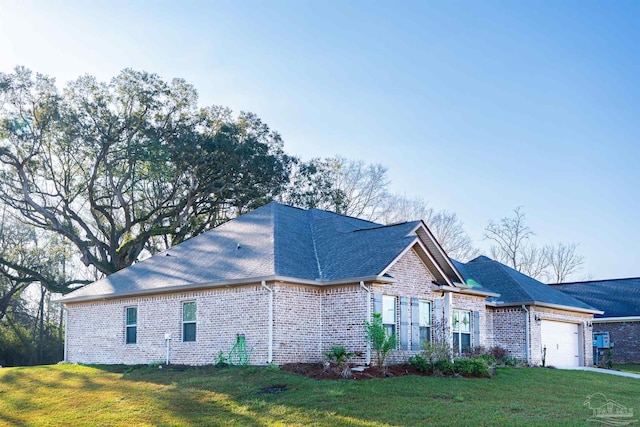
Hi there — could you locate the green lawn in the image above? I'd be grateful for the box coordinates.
[613,364,640,374]
[0,364,638,426]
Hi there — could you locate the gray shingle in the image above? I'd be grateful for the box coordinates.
[61,202,424,301]
[455,256,598,311]
[553,278,640,318]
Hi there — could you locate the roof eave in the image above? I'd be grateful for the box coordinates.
[57,274,396,304]
[593,316,640,323]
[459,288,501,298]
[486,300,603,315]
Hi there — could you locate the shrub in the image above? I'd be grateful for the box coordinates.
[453,357,490,377]
[324,345,354,379]
[434,359,454,375]
[408,354,431,373]
[488,346,509,362]
[365,313,397,369]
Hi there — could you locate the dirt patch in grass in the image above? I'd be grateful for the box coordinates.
[280,363,430,380]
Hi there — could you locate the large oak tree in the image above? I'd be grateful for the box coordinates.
[0,67,292,275]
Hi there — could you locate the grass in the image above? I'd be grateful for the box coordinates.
[613,364,640,374]
[0,364,639,426]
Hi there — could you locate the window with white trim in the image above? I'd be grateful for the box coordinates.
[452,309,471,353]
[125,307,137,345]
[419,300,431,345]
[382,295,396,337]
[182,301,197,342]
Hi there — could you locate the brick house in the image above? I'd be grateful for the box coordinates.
[553,278,640,363]
[60,202,600,367]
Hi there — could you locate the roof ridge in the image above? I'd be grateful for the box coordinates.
[307,209,324,279]
[309,207,381,225]
[351,221,419,232]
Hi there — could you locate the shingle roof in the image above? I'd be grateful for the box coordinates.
[454,256,599,312]
[61,202,421,301]
[552,278,640,318]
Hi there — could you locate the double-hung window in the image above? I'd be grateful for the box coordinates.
[419,300,431,345]
[452,309,471,353]
[125,307,137,344]
[382,295,397,337]
[182,301,197,342]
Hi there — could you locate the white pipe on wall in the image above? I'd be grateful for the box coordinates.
[360,281,371,365]
[261,280,273,364]
[522,305,531,365]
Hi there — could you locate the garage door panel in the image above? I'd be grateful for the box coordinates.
[541,320,579,367]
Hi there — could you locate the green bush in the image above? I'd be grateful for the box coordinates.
[434,359,454,375]
[408,354,431,373]
[453,357,490,377]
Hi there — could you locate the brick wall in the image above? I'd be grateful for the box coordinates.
[272,284,322,364]
[490,307,528,361]
[593,321,640,364]
[66,285,270,365]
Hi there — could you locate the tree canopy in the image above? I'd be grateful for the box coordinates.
[0,67,292,275]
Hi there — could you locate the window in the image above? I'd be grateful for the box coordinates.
[419,300,431,344]
[125,307,137,344]
[182,301,196,342]
[452,309,471,353]
[382,295,396,337]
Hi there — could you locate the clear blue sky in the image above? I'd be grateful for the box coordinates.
[1,0,638,280]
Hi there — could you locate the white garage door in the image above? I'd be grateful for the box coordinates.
[540,320,580,367]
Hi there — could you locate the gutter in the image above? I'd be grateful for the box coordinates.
[57,274,396,304]
[360,281,371,365]
[522,305,531,365]
[261,280,274,364]
[592,316,640,323]
[63,308,69,362]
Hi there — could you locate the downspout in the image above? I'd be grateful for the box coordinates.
[522,305,531,365]
[63,307,69,362]
[360,281,371,365]
[261,281,273,364]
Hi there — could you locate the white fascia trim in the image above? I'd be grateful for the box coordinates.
[413,239,456,287]
[486,300,604,315]
[459,288,501,298]
[58,274,396,304]
[593,316,640,323]
[412,222,466,284]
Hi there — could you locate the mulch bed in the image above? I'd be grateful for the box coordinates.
[280,363,431,380]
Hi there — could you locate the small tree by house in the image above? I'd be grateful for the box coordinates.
[365,312,397,369]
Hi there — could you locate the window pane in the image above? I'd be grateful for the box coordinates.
[384,324,395,337]
[183,302,196,322]
[453,333,460,352]
[126,326,137,344]
[452,310,460,332]
[382,295,396,324]
[461,333,471,352]
[183,322,196,342]
[420,326,431,344]
[419,301,430,327]
[126,307,137,325]
[460,311,471,333]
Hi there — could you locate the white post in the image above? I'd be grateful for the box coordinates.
[164,333,172,365]
[261,281,273,364]
[63,308,69,362]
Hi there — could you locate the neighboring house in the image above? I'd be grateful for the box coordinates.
[553,278,640,363]
[59,202,599,367]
